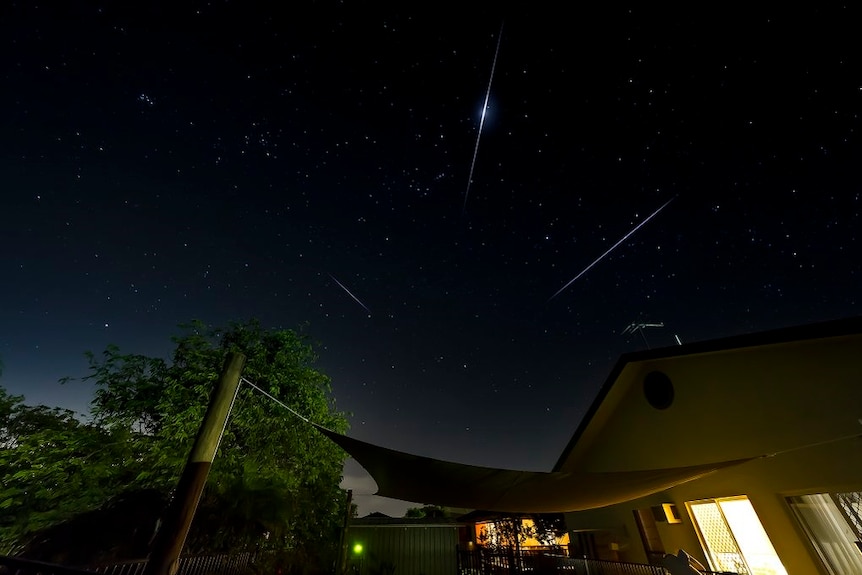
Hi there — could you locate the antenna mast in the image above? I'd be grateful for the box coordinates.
[621,321,665,349]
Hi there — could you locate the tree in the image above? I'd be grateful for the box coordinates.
[404,505,447,519]
[2,319,350,571]
[531,514,567,546]
[0,387,142,556]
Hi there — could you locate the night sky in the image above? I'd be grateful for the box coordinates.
[3,4,861,516]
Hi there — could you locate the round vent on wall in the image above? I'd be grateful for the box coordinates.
[643,370,674,410]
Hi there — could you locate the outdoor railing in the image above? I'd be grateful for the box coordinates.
[456,549,736,575]
[0,553,256,575]
[93,553,255,575]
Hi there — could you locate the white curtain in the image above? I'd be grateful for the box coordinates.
[787,493,862,575]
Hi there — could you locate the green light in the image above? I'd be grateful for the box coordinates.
[353,543,363,555]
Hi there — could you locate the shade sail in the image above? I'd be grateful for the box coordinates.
[315,424,753,513]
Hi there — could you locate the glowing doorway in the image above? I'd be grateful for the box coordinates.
[688,496,787,575]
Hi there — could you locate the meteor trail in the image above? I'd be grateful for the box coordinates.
[548,197,675,302]
[462,22,504,216]
[328,273,372,315]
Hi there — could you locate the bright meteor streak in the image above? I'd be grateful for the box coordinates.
[462,22,504,216]
[548,197,675,302]
[328,273,372,315]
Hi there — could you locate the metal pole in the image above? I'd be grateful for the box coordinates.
[143,352,246,575]
[639,327,651,349]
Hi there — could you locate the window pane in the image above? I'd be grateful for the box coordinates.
[690,502,747,573]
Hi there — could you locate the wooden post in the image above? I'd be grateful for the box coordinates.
[143,352,247,575]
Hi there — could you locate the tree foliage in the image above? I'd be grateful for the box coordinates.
[1,388,140,554]
[404,505,447,519]
[1,320,350,569]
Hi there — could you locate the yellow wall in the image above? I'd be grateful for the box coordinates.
[567,439,862,574]
[560,331,862,574]
[561,335,862,472]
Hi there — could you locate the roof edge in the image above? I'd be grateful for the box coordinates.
[551,315,862,471]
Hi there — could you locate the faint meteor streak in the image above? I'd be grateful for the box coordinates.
[328,273,372,315]
[462,22,504,215]
[548,197,675,302]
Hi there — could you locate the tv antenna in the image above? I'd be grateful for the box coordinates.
[621,321,665,349]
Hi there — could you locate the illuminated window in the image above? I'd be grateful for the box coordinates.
[688,496,787,575]
[787,492,862,575]
[475,518,569,548]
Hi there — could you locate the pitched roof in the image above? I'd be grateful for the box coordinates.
[552,315,862,471]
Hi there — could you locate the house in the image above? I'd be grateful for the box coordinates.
[555,316,862,575]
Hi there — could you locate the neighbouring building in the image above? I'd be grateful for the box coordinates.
[345,514,471,575]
